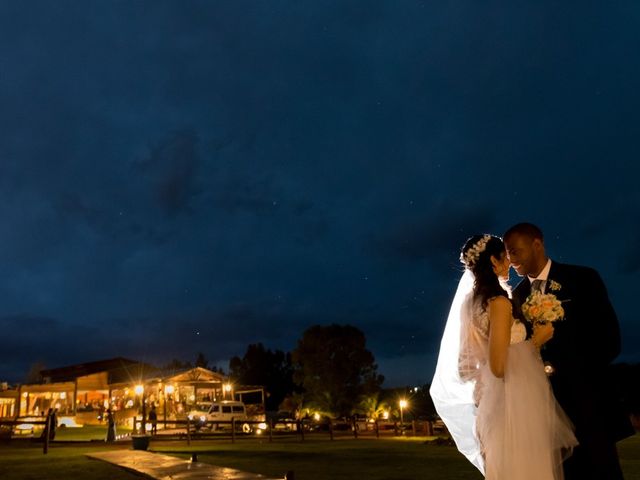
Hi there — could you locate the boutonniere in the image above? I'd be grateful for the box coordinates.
[548,280,562,292]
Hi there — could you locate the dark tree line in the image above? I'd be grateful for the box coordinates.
[229,324,383,417]
[291,324,384,417]
[161,352,224,375]
[152,337,640,421]
[229,343,295,411]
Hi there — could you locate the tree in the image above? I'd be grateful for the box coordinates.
[24,362,46,384]
[229,343,295,411]
[195,352,209,369]
[162,358,193,373]
[379,385,436,422]
[355,391,390,420]
[292,324,384,418]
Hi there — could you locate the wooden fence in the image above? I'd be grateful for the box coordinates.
[0,414,449,452]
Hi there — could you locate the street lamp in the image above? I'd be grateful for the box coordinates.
[134,384,146,434]
[399,399,408,429]
[224,383,232,400]
[163,385,175,429]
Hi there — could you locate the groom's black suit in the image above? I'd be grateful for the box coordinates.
[512,261,634,480]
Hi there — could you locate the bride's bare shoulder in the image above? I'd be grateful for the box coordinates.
[488,295,512,310]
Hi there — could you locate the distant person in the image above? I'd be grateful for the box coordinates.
[504,222,634,480]
[49,408,57,441]
[431,234,577,479]
[40,408,53,442]
[148,405,158,435]
[105,409,116,442]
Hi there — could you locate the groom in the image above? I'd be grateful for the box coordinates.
[504,222,634,480]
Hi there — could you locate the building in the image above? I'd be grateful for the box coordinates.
[1,357,263,427]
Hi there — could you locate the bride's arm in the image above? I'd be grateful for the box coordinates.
[488,296,512,378]
[531,323,554,349]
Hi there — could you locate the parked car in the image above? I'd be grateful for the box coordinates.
[268,411,297,431]
[186,402,212,430]
[188,400,266,433]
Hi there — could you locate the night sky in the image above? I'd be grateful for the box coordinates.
[1,1,639,387]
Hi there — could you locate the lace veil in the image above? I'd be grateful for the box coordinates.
[429,270,484,474]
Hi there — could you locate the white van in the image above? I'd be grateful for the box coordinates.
[207,400,248,422]
[206,401,253,432]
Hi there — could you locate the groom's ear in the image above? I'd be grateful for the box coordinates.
[532,238,544,251]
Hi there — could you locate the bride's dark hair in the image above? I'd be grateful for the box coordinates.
[461,235,509,309]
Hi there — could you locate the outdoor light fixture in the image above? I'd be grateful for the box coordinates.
[399,399,408,427]
[134,384,144,396]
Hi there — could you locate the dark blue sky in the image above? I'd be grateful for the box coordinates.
[1,1,639,386]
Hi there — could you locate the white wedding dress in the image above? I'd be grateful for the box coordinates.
[470,297,577,480]
[431,272,577,480]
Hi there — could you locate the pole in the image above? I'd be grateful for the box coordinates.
[231,418,236,443]
[43,411,51,455]
[163,391,167,429]
[141,392,147,435]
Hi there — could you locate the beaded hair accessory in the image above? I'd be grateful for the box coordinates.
[461,234,492,268]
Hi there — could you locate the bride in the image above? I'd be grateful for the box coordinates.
[430,234,577,480]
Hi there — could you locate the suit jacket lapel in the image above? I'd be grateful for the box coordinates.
[546,261,566,299]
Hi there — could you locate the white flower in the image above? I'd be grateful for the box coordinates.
[522,291,565,325]
[461,235,492,267]
[549,280,562,292]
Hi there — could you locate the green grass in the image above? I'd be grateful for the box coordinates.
[155,436,483,480]
[53,425,133,441]
[0,442,143,480]
[0,433,638,480]
[152,434,640,480]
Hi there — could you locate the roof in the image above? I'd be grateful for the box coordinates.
[40,357,159,384]
[159,366,226,383]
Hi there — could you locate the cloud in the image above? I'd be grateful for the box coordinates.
[377,352,439,387]
[0,314,101,381]
[617,231,640,275]
[134,129,201,216]
[373,203,496,263]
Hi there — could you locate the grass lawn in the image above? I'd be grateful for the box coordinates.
[153,434,640,480]
[0,442,143,480]
[0,433,637,479]
[53,425,134,441]
[156,436,483,480]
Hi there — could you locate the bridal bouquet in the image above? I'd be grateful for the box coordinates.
[522,292,565,326]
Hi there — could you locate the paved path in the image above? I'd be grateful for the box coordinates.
[87,449,284,480]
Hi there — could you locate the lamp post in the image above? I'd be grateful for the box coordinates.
[224,383,232,400]
[399,399,407,431]
[164,385,175,429]
[134,384,145,434]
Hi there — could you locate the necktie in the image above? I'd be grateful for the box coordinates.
[531,279,544,293]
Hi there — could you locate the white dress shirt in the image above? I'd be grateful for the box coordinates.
[528,258,552,293]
